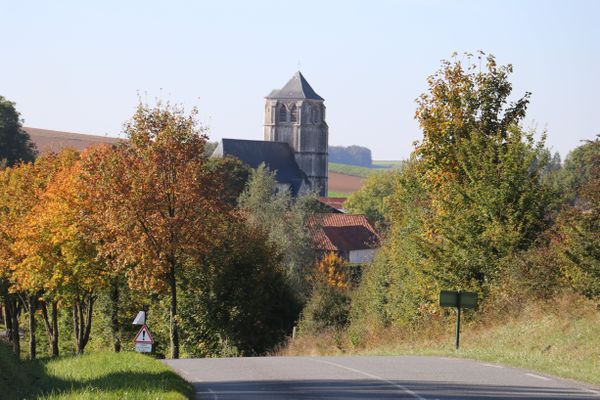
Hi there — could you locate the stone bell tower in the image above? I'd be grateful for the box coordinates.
[263,71,328,196]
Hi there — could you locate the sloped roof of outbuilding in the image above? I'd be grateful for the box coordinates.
[307,213,380,253]
[266,71,324,101]
[212,138,310,196]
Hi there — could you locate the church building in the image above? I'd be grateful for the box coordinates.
[213,71,328,196]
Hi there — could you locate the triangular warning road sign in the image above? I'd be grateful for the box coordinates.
[134,324,154,344]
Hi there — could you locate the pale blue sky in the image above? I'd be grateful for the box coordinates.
[1,0,598,160]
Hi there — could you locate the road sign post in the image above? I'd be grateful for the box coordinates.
[439,290,477,349]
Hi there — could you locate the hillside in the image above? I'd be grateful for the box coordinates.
[24,127,121,153]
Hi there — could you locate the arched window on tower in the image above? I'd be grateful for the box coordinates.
[290,104,298,123]
[311,107,319,124]
[279,105,287,122]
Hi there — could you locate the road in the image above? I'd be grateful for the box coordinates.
[163,356,600,400]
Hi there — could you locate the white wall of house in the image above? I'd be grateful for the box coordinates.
[349,248,376,264]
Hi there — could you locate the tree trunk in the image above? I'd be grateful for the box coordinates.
[9,298,21,357]
[27,295,37,360]
[41,300,59,357]
[168,256,179,359]
[110,281,121,352]
[73,294,95,355]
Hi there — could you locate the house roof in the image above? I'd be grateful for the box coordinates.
[212,138,310,196]
[307,213,379,253]
[266,71,324,101]
[318,197,347,212]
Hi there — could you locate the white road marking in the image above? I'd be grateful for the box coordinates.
[482,363,504,368]
[582,388,600,396]
[315,359,427,400]
[525,373,552,381]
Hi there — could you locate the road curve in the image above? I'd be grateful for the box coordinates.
[163,355,600,400]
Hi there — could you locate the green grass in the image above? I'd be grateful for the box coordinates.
[327,191,350,198]
[284,294,600,387]
[0,346,193,400]
[328,163,374,178]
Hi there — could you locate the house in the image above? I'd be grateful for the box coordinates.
[308,213,379,264]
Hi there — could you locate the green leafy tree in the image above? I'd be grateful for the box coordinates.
[238,164,315,295]
[345,169,402,230]
[179,222,299,356]
[557,139,600,300]
[0,96,37,166]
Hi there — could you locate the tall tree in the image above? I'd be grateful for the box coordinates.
[0,96,37,166]
[80,103,230,358]
[238,164,315,295]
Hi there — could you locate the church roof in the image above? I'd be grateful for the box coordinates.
[212,138,310,196]
[266,71,324,101]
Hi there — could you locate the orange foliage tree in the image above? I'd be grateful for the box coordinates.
[79,103,232,358]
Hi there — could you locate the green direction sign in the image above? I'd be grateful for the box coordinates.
[439,290,478,349]
[439,290,477,309]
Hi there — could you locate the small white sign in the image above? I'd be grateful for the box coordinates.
[135,343,152,353]
[132,311,145,325]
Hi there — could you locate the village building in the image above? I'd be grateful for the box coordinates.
[307,214,379,264]
[213,71,328,196]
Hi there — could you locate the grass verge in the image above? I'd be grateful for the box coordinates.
[0,346,193,400]
[282,294,600,386]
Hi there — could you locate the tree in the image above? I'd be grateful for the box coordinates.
[79,102,231,358]
[299,253,352,335]
[179,222,299,356]
[557,139,600,300]
[415,52,530,189]
[345,169,402,230]
[0,96,37,166]
[238,164,315,295]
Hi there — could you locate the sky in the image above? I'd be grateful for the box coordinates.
[1,0,599,160]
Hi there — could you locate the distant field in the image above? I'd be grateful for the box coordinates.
[372,160,404,169]
[328,162,374,178]
[328,172,364,194]
[327,191,350,198]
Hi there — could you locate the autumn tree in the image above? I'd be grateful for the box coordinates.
[299,253,352,335]
[80,103,230,358]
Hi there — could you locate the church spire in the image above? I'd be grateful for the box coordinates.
[266,71,324,101]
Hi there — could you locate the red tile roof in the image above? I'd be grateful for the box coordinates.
[307,213,379,252]
[318,197,347,211]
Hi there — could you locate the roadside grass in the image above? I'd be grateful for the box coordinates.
[282,294,600,386]
[328,163,374,178]
[0,346,193,400]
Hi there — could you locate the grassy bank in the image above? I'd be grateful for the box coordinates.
[282,294,600,386]
[0,346,192,400]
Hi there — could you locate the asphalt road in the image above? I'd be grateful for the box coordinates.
[163,356,600,400]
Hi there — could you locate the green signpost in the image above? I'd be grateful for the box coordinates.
[439,290,477,349]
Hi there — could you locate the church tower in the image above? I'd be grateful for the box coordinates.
[264,71,328,196]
